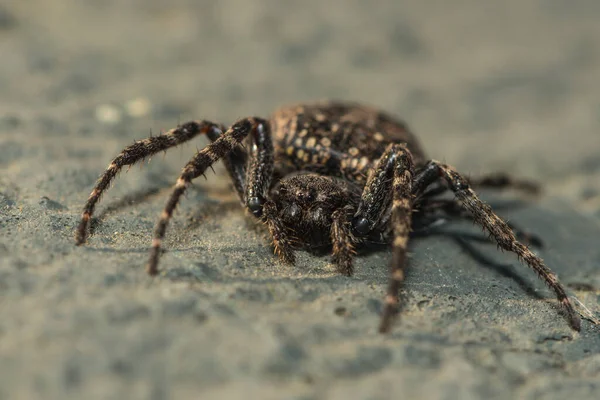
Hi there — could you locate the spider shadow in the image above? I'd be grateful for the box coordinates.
[88,186,165,236]
[184,198,243,231]
[87,178,232,235]
[412,229,544,300]
[386,195,548,319]
[409,192,551,301]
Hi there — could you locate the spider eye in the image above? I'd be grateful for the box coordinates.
[352,216,371,235]
[297,191,315,202]
[247,196,264,218]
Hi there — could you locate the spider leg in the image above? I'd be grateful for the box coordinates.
[75,120,224,245]
[211,123,294,266]
[417,198,544,247]
[147,117,270,275]
[249,136,300,264]
[206,129,248,203]
[414,160,581,331]
[243,120,275,218]
[243,121,298,263]
[237,123,306,266]
[414,169,540,200]
[331,206,356,276]
[193,118,287,265]
[262,200,296,264]
[350,143,415,333]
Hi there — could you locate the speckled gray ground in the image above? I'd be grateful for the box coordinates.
[1,1,600,399]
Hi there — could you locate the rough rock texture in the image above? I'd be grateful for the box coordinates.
[1,1,599,399]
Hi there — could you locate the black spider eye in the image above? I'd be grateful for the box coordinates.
[352,216,371,235]
[247,196,264,217]
[299,191,315,202]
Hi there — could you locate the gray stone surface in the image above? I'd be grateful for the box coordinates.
[1,1,600,399]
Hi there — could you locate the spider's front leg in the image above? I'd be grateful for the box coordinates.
[351,143,415,333]
[75,120,225,245]
[413,160,581,331]
[239,120,297,265]
[262,201,296,265]
[146,117,272,275]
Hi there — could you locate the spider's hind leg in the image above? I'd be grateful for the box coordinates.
[75,120,224,245]
[415,160,581,331]
[350,143,415,333]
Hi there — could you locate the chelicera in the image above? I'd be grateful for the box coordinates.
[75,101,581,333]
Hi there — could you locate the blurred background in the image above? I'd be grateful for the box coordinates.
[1,1,600,399]
[1,0,599,215]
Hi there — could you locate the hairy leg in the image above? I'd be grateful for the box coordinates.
[417,198,544,247]
[147,118,271,275]
[330,206,356,276]
[351,143,415,333]
[262,200,296,265]
[206,128,248,203]
[76,121,223,245]
[414,169,540,202]
[415,160,581,331]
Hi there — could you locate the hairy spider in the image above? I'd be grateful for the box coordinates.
[75,101,581,333]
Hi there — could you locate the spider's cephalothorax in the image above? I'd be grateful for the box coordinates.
[75,101,581,333]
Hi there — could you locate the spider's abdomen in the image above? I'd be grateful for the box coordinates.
[270,101,426,181]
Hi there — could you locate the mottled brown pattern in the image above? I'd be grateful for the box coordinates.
[271,101,425,183]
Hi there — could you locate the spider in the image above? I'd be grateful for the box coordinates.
[75,101,581,333]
